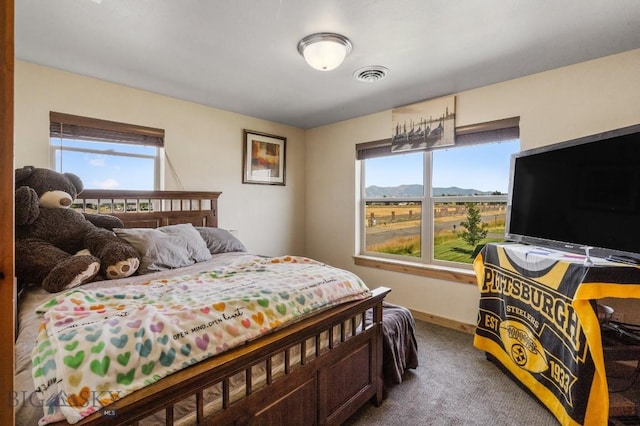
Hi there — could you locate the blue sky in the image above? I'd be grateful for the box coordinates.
[54,139,156,190]
[365,140,519,193]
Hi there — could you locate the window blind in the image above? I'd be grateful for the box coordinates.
[50,112,165,147]
[356,117,520,160]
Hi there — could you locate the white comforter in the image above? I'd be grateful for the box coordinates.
[16,253,370,425]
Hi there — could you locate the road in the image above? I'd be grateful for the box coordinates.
[366,213,504,246]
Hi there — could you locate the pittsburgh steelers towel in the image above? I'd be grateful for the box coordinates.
[473,243,640,426]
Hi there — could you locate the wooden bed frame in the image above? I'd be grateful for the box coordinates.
[60,189,390,425]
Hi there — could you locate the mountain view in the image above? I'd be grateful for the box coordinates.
[365,184,496,197]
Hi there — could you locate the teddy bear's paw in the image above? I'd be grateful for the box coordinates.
[42,256,100,293]
[105,257,140,279]
[66,261,101,290]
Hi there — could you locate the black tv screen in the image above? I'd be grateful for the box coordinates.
[505,124,640,260]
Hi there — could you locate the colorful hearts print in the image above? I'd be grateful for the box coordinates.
[141,361,155,375]
[90,356,110,377]
[43,298,59,308]
[68,386,91,408]
[196,334,210,351]
[64,341,79,351]
[180,344,191,356]
[126,320,142,329]
[117,351,131,367]
[117,368,135,385]
[150,322,164,333]
[111,335,128,349]
[68,372,83,387]
[59,330,77,341]
[33,359,56,378]
[55,318,73,327]
[63,351,85,369]
[225,324,240,337]
[85,330,102,342]
[252,312,264,326]
[136,339,152,357]
[91,342,105,354]
[159,348,176,367]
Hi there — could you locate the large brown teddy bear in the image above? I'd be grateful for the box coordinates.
[15,166,141,293]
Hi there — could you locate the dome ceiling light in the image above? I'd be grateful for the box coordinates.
[297,33,352,71]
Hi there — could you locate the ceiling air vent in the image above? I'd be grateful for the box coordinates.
[353,66,389,83]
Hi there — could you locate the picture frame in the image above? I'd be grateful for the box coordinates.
[242,129,286,185]
[391,95,456,152]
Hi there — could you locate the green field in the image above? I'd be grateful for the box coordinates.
[368,233,504,264]
[365,206,507,264]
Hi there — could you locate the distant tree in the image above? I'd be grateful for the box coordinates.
[460,203,488,248]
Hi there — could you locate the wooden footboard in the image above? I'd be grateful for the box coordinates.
[71,287,390,426]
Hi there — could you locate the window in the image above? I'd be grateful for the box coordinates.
[357,118,520,269]
[49,112,164,190]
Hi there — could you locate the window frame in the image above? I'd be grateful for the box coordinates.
[49,112,164,190]
[356,117,520,276]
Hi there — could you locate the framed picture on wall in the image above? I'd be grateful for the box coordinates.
[391,95,456,152]
[242,129,286,185]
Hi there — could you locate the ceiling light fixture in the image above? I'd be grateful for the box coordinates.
[297,33,352,71]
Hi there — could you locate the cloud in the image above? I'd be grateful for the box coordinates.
[95,178,119,189]
[89,158,106,167]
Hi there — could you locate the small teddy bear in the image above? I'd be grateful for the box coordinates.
[15,166,141,293]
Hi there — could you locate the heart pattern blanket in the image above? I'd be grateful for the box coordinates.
[31,255,370,424]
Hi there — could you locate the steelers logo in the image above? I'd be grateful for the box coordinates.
[511,343,528,367]
[499,320,548,373]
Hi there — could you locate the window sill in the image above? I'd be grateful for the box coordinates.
[353,255,478,285]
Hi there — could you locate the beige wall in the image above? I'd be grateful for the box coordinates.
[14,61,306,256]
[305,49,640,326]
[14,49,640,327]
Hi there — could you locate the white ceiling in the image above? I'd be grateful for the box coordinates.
[15,0,640,129]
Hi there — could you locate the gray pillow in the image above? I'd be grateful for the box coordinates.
[195,227,247,254]
[114,223,212,274]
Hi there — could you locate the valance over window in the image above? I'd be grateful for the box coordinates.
[49,112,165,147]
[356,117,520,160]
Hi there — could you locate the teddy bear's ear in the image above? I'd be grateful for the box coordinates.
[15,166,36,184]
[64,172,84,195]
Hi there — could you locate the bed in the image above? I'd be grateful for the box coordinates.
[15,189,390,425]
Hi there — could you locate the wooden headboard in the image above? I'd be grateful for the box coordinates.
[74,189,222,229]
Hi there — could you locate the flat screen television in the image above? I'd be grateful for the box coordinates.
[505,124,640,262]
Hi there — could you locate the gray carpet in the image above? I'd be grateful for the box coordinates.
[345,320,559,426]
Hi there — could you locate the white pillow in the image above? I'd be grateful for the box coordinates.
[114,223,212,274]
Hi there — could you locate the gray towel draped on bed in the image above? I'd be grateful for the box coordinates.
[367,302,419,385]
